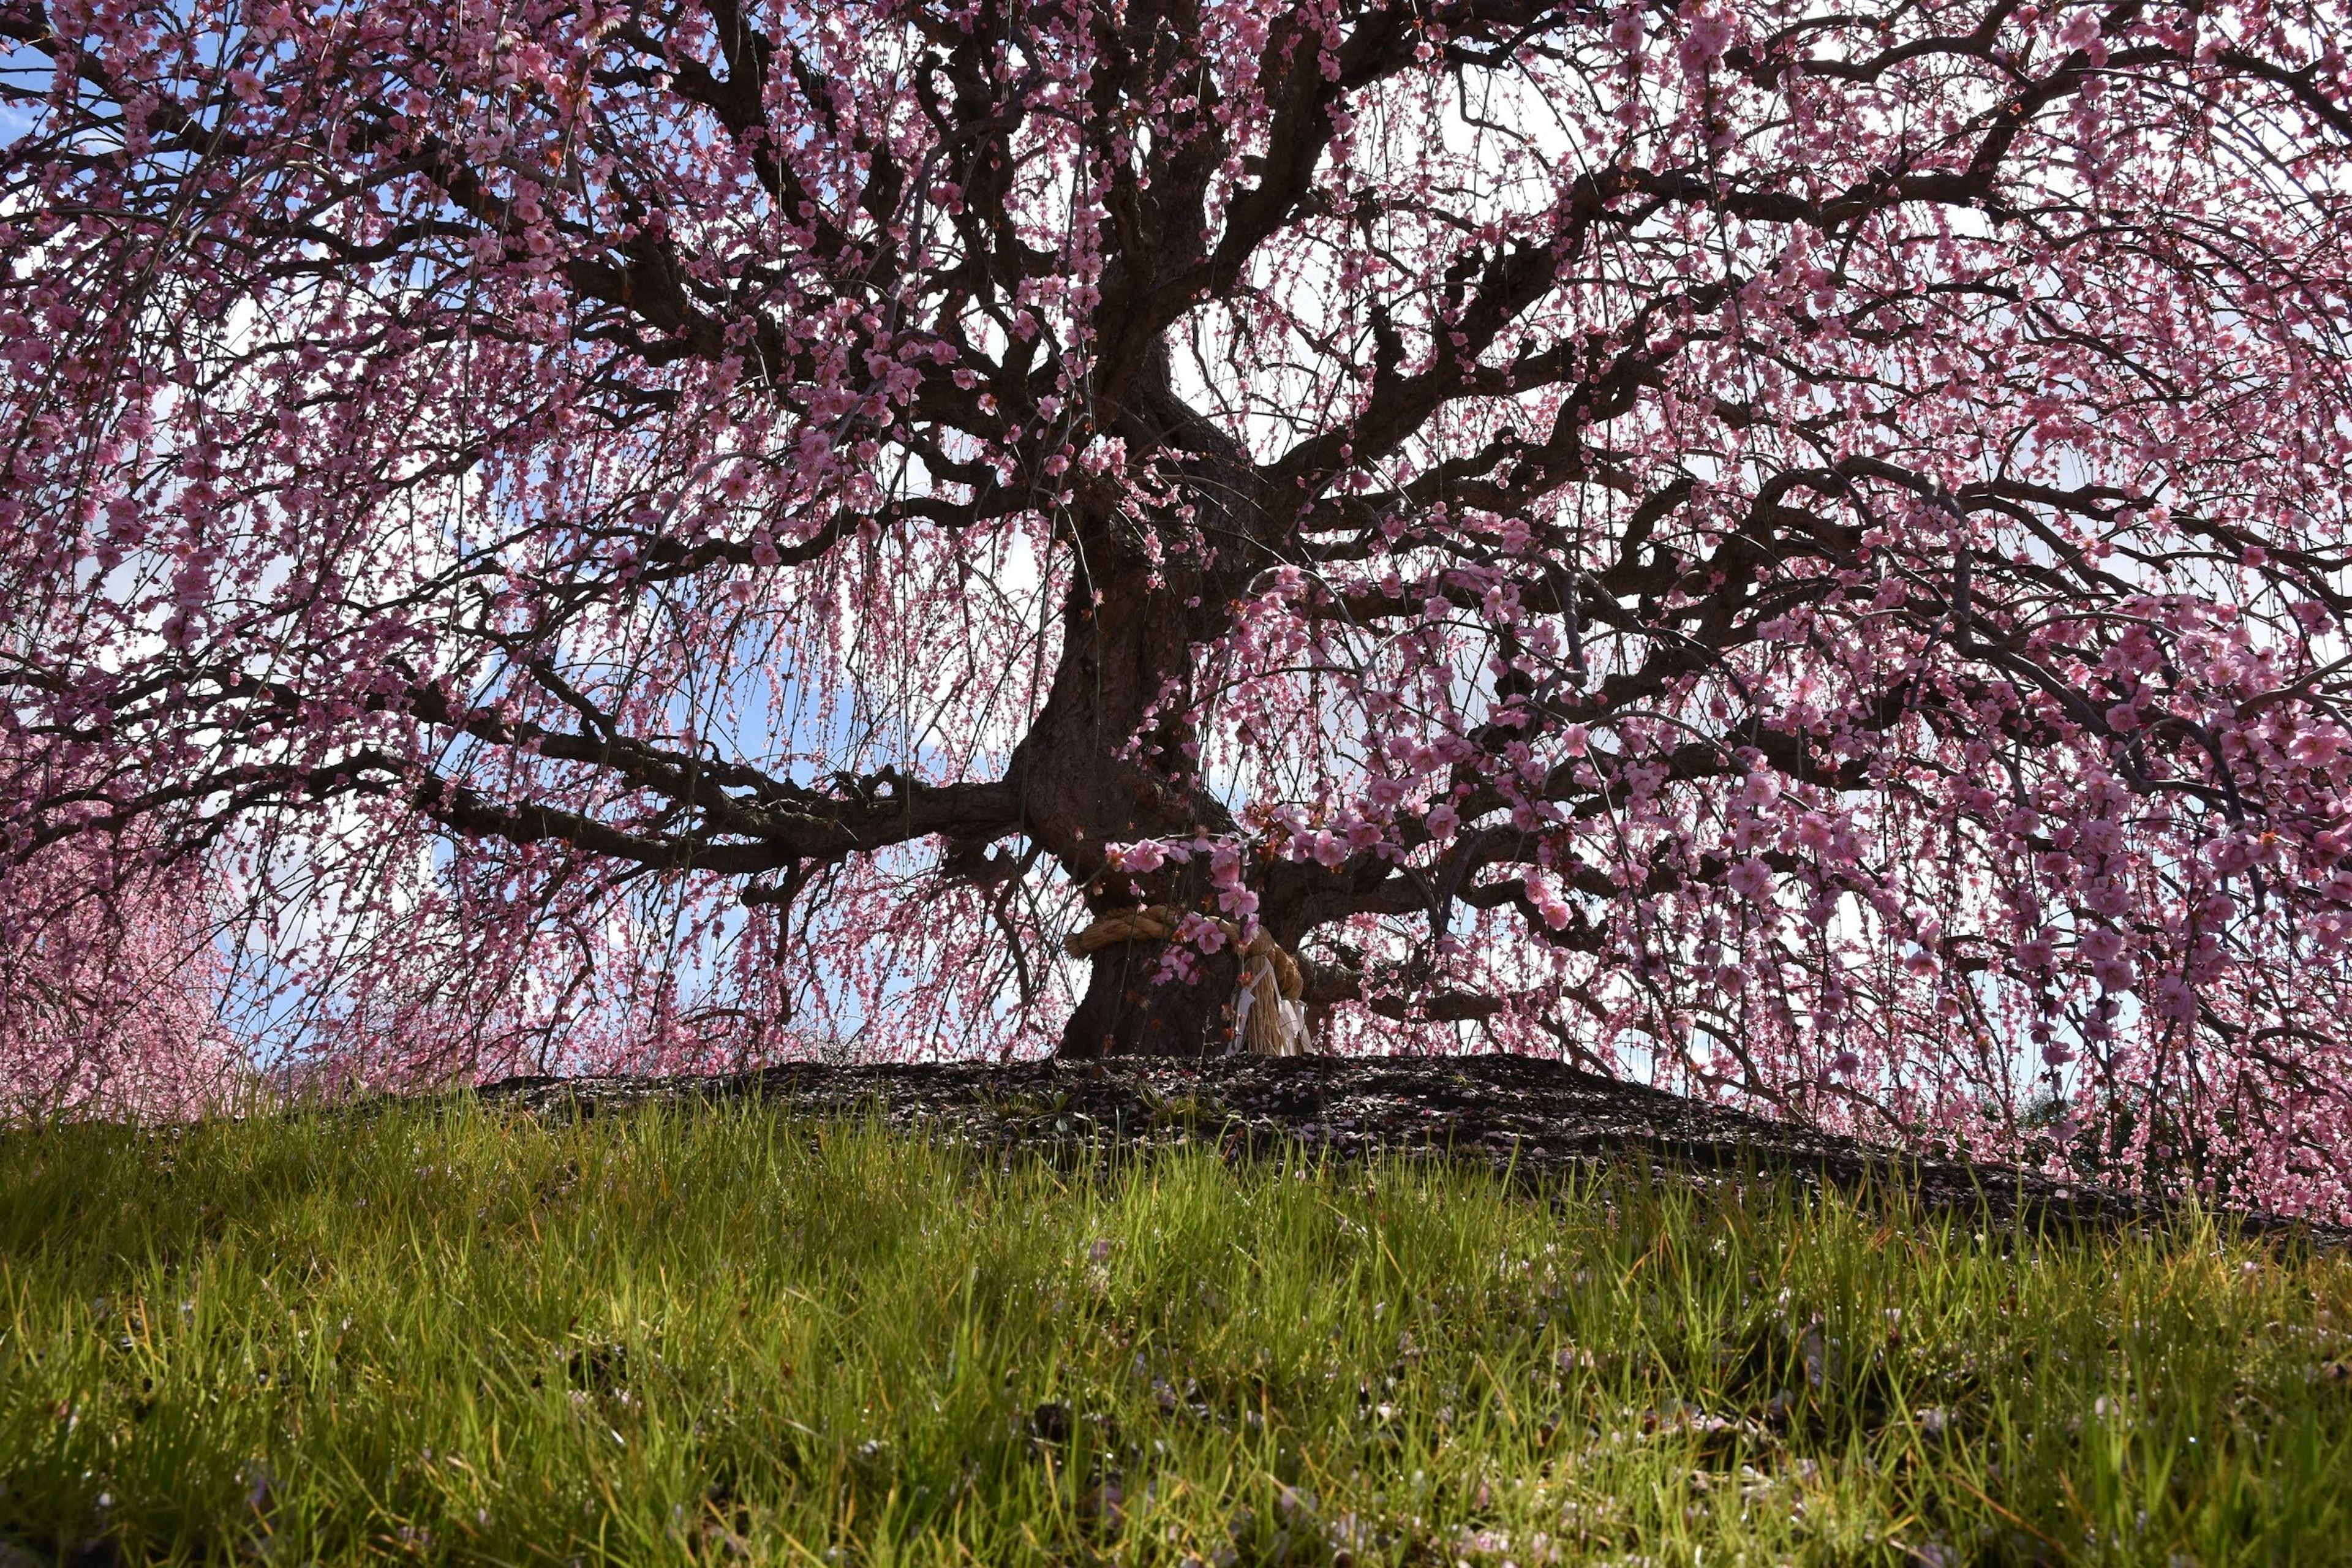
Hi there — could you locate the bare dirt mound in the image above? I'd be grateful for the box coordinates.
[475,1054,2346,1248]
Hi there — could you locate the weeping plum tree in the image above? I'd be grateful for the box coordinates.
[6,0,2352,1209]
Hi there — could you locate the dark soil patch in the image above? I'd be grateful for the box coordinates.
[473,1054,2347,1249]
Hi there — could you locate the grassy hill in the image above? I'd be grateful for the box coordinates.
[1,1099,2346,1566]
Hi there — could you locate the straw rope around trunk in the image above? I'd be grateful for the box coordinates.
[1064,906,1311,1057]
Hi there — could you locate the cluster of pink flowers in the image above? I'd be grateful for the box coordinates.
[0,797,236,1120]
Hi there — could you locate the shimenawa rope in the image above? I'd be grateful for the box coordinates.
[1064,905,1311,1057]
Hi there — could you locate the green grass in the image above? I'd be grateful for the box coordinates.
[1,1103,2348,1567]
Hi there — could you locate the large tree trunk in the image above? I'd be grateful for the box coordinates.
[1006,486,1258,1056]
[1061,938,1243,1058]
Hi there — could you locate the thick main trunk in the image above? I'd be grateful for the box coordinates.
[1008,504,1256,1056]
[1061,938,1243,1058]
[1000,345,1284,1058]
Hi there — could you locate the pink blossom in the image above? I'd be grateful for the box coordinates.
[2208,836,2261,876]
[1727,858,1776,904]
[2290,729,2343,767]
[1676,4,1733,74]
[1176,912,1226,954]
[1111,840,1166,873]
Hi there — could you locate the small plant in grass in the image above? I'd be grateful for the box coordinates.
[0,1102,2346,1566]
